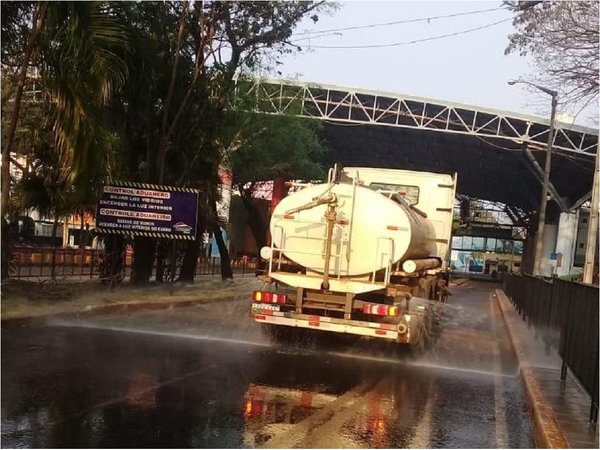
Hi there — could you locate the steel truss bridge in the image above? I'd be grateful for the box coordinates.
[231,78,598,216]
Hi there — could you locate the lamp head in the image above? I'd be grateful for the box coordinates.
[507,80,517,86]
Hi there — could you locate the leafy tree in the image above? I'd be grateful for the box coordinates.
[13,132,73,279]
[2,1,334,284]
[115,1,331,283]
[2,2,49,216]
[2,1,128,213]
[223,113,326,252]
[505,1,599,110]
[2,1,128,282]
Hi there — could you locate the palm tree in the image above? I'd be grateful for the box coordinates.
[2,1,128,205]
[40,2,128,190]
[3,1,129,280]
[13,140,73,279]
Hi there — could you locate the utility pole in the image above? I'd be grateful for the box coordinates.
[583,142,599,284]
[508,80,558,276]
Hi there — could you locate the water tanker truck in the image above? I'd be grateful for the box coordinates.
[250,166,456,346]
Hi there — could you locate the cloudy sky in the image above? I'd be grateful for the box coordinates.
[267,1,597,127]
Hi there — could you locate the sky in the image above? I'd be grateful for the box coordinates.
[264,1,597,128]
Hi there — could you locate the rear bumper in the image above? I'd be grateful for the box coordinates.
[250,304,409,343]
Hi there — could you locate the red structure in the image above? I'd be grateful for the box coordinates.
[270,177,289,215]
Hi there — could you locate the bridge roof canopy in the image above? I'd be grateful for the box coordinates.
[234,79,598,213]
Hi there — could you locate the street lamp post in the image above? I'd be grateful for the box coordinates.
[508,80,558,276]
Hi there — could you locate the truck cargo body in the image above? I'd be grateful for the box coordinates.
[251,166,456,345]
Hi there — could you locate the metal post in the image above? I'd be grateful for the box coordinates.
[533,94,558,276]
[583,142,599,284]
[508,80,558,277]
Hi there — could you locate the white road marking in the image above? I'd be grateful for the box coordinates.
[259,378,380,448]
[406,382,437,449]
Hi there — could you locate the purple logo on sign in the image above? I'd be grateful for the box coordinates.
[96,183,199,240]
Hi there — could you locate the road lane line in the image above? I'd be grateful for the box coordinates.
[406,381,437,449]
[293,376,393,448]
[489,292,509,448]
[259,378,380,449]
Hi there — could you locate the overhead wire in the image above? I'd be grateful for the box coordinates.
[298,17,513,49]
[293,6,507,36]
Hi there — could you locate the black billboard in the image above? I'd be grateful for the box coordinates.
[96,182,199,240]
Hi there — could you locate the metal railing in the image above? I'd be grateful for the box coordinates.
[503,273,599,423]
[8,247,258,280]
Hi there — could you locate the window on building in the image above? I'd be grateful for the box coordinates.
[495,239,505,253]
[463,236,473,250]
[473,237,485,251]
[452,236,463,250]
[513,241,524,255]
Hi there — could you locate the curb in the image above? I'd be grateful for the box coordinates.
[494,288,569,449]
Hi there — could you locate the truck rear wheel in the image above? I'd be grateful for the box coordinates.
[260,324,306,346]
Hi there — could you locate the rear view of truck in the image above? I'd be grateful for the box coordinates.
[250,166,457,347]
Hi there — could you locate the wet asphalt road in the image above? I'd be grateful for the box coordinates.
[2,281,534,448]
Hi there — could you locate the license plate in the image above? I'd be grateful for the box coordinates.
[252,303,280,312]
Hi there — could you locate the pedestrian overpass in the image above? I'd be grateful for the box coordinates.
[230,78,598,276]
[231,78,597,216]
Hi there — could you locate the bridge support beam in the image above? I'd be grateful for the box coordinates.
[522,147,568,213]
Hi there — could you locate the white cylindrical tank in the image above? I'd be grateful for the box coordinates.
[270,183,437,277]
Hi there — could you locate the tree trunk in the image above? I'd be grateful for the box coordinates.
[131,236,155,285]
[51,215,59,280]
[78,209,85,250]
[179,237,201,282]
[155,240,168,283]
[179,199,207,282]
[1,218,11,280]
[2,2,49,216]
[79,209,85,274]
[104,234,125,282]
[241,195,267,254]
[156,1,189,184]
[213,225,233,280]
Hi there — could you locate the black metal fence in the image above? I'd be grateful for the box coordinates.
[503,273,599,423]
[8,247,258,280]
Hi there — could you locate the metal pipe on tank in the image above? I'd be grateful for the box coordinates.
[321,197,338,290]
[402,258,441,274]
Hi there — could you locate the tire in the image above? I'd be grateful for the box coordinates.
[260,324,305,345]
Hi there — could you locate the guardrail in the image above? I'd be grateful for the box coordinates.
[8,247,258,280]
[503,273,599,423]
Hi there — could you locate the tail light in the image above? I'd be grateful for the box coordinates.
[252,291,287,305]
[362,303,399,316]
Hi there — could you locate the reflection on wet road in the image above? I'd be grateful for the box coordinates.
[2,281,534,448]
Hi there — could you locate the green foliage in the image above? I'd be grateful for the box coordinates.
[2,1,335,281]
[0,1,35,70]
[227,113,326,188]
[13,130,72,219]
[40,2,129,189]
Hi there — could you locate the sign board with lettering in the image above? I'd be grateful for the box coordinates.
[96,182,199,240]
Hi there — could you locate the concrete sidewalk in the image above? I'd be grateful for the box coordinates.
[1,276,262,325]
[495,289,599,448]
